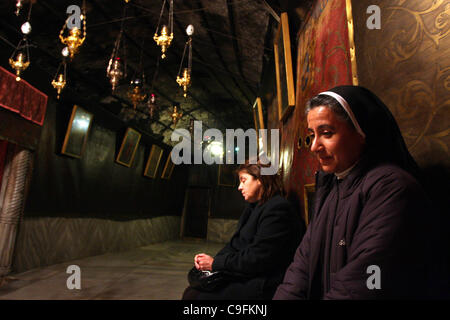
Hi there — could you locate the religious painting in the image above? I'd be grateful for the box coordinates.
[287,0,355,224]
[161,152,175,179]
[274,12,295,123]
[218,164,237,187]
[303,183,316,226]
[144,144,164,178]
[61,105,94,158]
[116,127,141,167]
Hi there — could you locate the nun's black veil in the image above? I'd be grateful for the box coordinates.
[327,85,421,179]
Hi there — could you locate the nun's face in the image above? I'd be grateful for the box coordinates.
[307,106,365,173]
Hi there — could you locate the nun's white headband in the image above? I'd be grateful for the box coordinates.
[318,91,366,139]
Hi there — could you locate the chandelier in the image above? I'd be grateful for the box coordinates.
[153,0,173,59]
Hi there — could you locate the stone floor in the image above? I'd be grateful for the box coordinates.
[0,240,224,300]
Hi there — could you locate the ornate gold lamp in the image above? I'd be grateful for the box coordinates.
[9,2,33,81]
[9,50,29,82]
[171,106,183,126]
[176,68,191,98]
[51,62,67,99]
[59,2,86,59]
[9,36,30,82]
[154,0,173,59]
[176,25,193,97]
[127,78,146,110]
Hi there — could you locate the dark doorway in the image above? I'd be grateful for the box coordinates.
[181,187,211,239]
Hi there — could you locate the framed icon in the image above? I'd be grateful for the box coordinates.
[61,105,94,158]
[144,144,164,178]
[274,12,295,122]
[116,127,141,167]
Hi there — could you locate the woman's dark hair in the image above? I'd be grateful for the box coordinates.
[237,160,285,204]
[305,94,355,130]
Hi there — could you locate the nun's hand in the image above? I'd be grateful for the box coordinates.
[194,253,214,271]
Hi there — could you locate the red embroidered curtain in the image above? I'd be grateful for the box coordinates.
[0,66,47,126]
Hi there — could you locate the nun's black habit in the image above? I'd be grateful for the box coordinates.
[273,86,439,299]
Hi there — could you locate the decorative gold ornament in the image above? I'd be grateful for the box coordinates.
[171,106,183,126]
[153,25,173,59]
[9,51,30,82]
[176,68,191,98]
[127,86,146,110]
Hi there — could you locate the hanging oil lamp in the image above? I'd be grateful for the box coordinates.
[106,3,128,92]
[9,37,30,82]
[106,57,124,92]
[176,25,193,97]
[176,68,191,98]
[153,0,173,59]
[15,0,23,16]
[59,2,86,59]
[147,93,158,119]
[171,105,183,126]
[127,77,146,110]
[51,62,67,99]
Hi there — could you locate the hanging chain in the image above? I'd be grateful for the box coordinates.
[155,0,167,35]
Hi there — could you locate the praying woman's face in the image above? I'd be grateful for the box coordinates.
[238,172,262,203]
[307,106,365,174]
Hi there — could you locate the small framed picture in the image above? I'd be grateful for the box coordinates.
[274,12,295,122]
[116,127,141,167]
[144,144,164,178]
[61,105,94,158]
[161,152,175,179]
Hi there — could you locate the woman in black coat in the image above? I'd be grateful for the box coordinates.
[182,161,304,300]
[274,85,443,299]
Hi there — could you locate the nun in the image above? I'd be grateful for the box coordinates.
[274,85,438,299]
